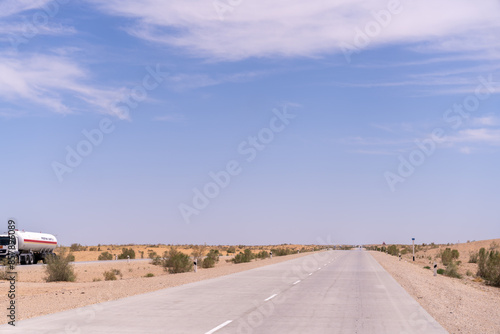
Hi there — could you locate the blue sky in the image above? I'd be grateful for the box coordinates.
[1,0,499,246]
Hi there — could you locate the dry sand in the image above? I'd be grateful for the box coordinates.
[371,251,500,334]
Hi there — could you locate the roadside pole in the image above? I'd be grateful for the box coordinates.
[412,238,415,261]
[433,262,437,276]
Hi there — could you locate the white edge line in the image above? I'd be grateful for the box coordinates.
[265,293,278,301]
[293,280,301,285]
[205,320,232,334]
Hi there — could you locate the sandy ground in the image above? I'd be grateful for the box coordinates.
[371,251,500,334]
[0,252,315,324]
[59,244,311,262]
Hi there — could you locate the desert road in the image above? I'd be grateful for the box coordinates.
[1,250,448,333]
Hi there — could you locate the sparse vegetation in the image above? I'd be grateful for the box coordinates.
[160,248,193,273]
[98,251,113,261]
[1,259,10,280]
[118,248,135,260]
[226,246,236,254]
[468,251,478,263]
[44,250,76,282]
[144,273,154,277]
[387,245,399,256]
[437,268,445,275]
[232,249,255,264]
[202,249,220,268]
[440,248,459,266]
[69,243,86,252]
[424,266,431,269]
[477,247,500,287]
[103,269,122,281]
[444,261,462,279]
[270,248,293,256]
[256,250,270,259]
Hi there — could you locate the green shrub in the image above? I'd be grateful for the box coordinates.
[437,268,445,275]
[118,248,135,259]
[256,250,270,259]
[227,246,236,254]
[98,251,113,261]
[103,269,122,281]
[162,248,193,273]
[44,250,76,282]
[440,248,459,266]
[144,273,154,277]
[270,248,293,256]
[103,270,116,281]
[69,243,85,252]
[67,253,75,262]
[232,249,255,264]
[424,266,431,269]
[387,245,399,256]
[477,247,500,286]
[469,251,478,263]
[202,249,220,268]
[444,261,462,279]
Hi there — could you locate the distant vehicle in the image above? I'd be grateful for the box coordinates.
[0,230,57,265]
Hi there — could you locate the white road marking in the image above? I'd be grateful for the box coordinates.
[265,294,278,301]
[205,320,232,334]
[293,280,301,285]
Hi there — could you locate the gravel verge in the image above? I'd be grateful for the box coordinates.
[370,251,500,334]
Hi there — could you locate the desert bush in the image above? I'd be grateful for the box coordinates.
[45,250,76,282]
[437,268,445,275]
[98,251,113,261]
[144,273,154,277]
[226,246,236,254]
[162,248,193,273]
[118,248,135,259]
[256,250,270,259]
[89,247,97,251]
[66,253,75,262]
[469,251,478,263]
[466,270,473,276]
[477,247,500,286]
[0,259,10,280]
[103,270,116,281]
[232,249,255,264]
[423,266,431,269]
[191,246,206,264]
[202,249,220,268]
[92,277,102,282]
[440,248,459,266]
[103,269,122,281]
[444,261,462,279]
[69,243,85,252]
[270,248,293,256]
[387,245,399,256]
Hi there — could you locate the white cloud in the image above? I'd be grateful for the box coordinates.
[90,0,500,61]
[0,51,127,119]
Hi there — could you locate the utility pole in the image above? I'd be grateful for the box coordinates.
[412,238,415,261]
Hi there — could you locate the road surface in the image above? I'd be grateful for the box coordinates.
[1,250,448,333]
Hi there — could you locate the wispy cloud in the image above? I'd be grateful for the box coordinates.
[0,51,126,118]
[90,0,500,61]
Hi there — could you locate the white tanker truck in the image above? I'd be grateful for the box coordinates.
[0,230,58,265]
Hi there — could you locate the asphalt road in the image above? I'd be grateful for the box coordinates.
[1,250,448,333]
